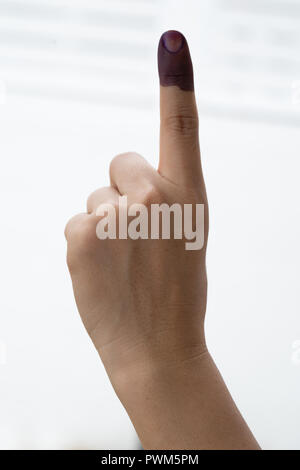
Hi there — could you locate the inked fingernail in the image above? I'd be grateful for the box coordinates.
[162,30,184,53]
[158,30,194,91]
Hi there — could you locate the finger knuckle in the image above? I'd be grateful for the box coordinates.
[64,215,81,241]
[163,114,199,137]
[66,216,98,259]
[86,190,100,213]
[110,152,139,173]
[138,183,163,207]
[86,193,95,212]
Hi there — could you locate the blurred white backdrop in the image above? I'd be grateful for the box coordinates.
[0,0,299,449]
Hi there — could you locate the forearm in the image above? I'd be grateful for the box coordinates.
[113,351,260,450]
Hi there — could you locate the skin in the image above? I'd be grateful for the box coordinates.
[65,31,260,450]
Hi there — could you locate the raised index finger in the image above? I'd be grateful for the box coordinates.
[158,31,202,186]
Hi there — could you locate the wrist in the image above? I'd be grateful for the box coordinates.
[105,332,208,407]
[111,348,212,450]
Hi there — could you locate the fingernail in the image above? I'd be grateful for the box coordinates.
[158,30,194,91]
[162,30,184,53]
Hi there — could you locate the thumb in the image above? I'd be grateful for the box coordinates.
[158,31,202,186]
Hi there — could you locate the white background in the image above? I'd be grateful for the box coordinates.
[0,0,299,449]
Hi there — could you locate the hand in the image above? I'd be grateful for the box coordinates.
[65,31,259,450]
[65,31,208,379]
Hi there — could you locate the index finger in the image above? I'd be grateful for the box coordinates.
[158,31,202,186]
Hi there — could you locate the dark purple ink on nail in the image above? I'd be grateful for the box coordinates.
[158,30,194,91]
[162,30,184,53]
